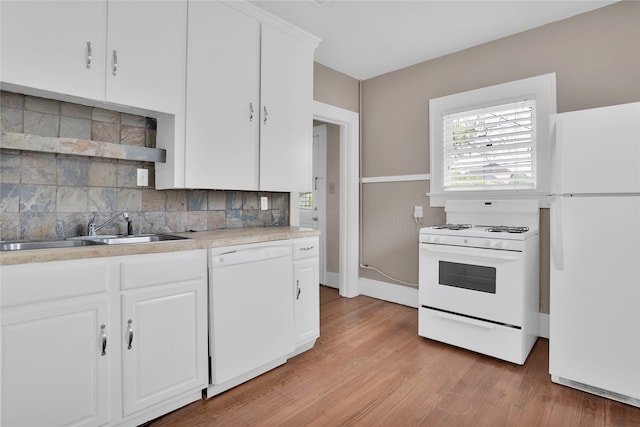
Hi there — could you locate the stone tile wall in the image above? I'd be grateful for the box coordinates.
[0,91,289,241]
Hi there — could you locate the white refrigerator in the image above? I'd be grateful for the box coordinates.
[549,102,640,406]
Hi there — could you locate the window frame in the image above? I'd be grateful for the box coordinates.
[429,73,556,207]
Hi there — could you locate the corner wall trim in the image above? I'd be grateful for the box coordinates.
[361,174,430,184]
[539,313,549,339]
[358,278,418,308]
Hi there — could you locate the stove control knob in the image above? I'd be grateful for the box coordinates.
[490,240,504,249]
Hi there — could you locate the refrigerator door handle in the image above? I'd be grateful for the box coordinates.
[550,119,563,195]
[550,195,565,271]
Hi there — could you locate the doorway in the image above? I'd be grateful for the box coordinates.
[313,101,359,298]
[291,101,359,297]
[299,124,328,286]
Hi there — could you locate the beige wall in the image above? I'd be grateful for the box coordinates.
[314,62,360,113]
[358,1,640,313]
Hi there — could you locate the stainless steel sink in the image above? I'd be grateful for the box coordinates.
[88,234,190,245]
[0,239,105,251]
[1,234,190,251]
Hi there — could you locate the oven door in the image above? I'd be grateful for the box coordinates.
[419,242,524,327]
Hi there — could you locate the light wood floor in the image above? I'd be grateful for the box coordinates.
[148,286,640,426]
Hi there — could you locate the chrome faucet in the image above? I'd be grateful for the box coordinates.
[88,212,132,236]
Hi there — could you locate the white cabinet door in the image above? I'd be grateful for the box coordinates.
[120,251,208,416]
[259,23,315,192]
[184,1,260,190]
[105,0,187,114]
[293,257,320,346]
[2,297,110,427]
[0,0,107,100]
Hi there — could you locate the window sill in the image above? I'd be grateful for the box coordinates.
[427,191,550,208]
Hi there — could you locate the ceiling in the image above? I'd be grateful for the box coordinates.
[249,0,618,80]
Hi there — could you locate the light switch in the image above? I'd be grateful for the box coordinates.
[137,168,148,187]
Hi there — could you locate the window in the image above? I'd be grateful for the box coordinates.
[429,73,556,207]
[443,99,536,191]
[299,192,313,209]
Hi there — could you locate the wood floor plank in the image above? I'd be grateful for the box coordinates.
[148,286,640,426]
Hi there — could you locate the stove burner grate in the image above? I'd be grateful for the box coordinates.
[486,225,530,234]
[433,224,472,231]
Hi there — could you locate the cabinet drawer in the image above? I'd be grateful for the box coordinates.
[418,307,528,364]
[292,238,319,260]
[1,259,114,308]
[120,249,207,290]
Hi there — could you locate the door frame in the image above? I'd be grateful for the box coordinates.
[313,124,327,285]
[300,125,328,285]
[312,101,359,298]
[289,101,359,298]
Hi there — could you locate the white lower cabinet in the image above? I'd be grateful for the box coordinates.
[119,251,208,418]
[0,249,208,427]
[2,296,111,427]
[1,258,116,427]
[204,236,320,398]
[292,237,320,354]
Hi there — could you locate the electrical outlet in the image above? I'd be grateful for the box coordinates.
[414,205,423,222]
[137,168,148,187]
[260,197,268,210]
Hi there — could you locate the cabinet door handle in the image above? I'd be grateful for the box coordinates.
[263,106,268,124]
[127,319,134,349]
[100,324,107,356]
[296,279,301,300]
[249,102,254,122]
[112,50,118,76]
[86,42,92,69]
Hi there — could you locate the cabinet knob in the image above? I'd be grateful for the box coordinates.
[100,324,107,356]
[86,42,92,69]
[263,106,268,124]
[249,102,254,122]
[296,279,301,300]
[127,319,134,349]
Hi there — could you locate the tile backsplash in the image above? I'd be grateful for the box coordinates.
[0,91,289,241]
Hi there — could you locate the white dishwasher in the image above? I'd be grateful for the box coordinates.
[207,240,294,394]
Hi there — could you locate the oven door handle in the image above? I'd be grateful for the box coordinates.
[436,311,495,330]
[420,244,519,262]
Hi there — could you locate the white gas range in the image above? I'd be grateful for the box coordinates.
[418,200,540,364]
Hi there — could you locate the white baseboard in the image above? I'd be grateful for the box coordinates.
[355,277,551,339]
[323,271,339,289]
[539,312,549,339]
[358,278,418,308]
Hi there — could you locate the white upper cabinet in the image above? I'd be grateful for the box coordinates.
[106,1,187,114]
[184,1,260,190]
[0,0,186,116]
[164,1,319,191]
[259,24,315,192]
[0,0,108,101]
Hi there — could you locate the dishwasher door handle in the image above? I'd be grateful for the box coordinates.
[211,246,291,266]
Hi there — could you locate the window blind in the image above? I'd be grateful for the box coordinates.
[442,100,536,191]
